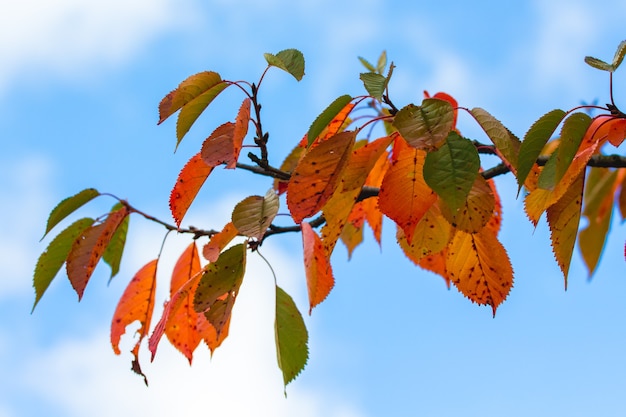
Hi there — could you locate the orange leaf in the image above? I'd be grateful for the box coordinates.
[202,222,239,262]
[165,243,206,364]
[362,149,390,245]
[445,229,513,316]
[287,131,356,223]
[200,122,237,168]
[111,259,158,384]
[378,145,437,243]
[230,98,251,168]
[66,206,129,300]
[274,138,307,194]
[547,171,584,288]
[320,135,393,255]
[485,178,503,235]
[340,206,365,259]
[397,204,452,262]
[311,102,356,146]
[606,118,626,146]
[170,152,214,227]
[302,222,334,314]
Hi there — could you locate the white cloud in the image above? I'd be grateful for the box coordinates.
[0,0,198,94]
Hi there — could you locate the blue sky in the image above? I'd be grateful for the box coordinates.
[2,1,626,416]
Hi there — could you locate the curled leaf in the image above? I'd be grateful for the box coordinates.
[232,189,279,240]
[264,49,305,81]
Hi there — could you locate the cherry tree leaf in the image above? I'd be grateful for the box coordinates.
[340,205,365,259]
[194,244,246,337]
[446,229,514,316]
[396,204,452,263]
[611,40,626,70]
[200,122,236,168]
[470,107,521,170]
[378,144,437,243]
[42,188,99,239]
[440,175,495,233]
[157,71,229,149]
[584,56,613,72]
[275,285,309,389]
[393,98,455,150]
[320,135,393,255]
[418,250,451,288]
[165,243,204,363]
[111,259,158,386]
[232,189,279,240]
[423,132,480,214]
[579,168,618,278]
[547,171,584,288]
[287,131,356,223]
[307,95,353,146]
[302,222,334,313]
[518,109,566,191]
[66,206,129,300]
[360,72,387,100]
[202,222,239,262]
[264,49,305,81]
[606,118,626,147]
[32,217,94,312]
[274,140,307,194]
[170,152,214,227]
[552,112,592,188]
[103,203,130,281]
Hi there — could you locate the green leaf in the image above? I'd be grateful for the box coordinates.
[307,94,353,146]
[584,56,613,72]
[232,189,280,240]
[275,285,308,389]
[175,79,229,150]
[43,188,99,239]
[360,72,387,100]
[33,217,95,312]
[358,56,376,73]
[517,109,566,192]
[554,112,592,185]
[537,151,558,190]
[612,40,626,71]
[194,244,246,313]
[376,50,387,74]
[470,107,521,169]
[393,99,455,150]
[103,203,130,282]
[423,132,480,213]
[264,49,305,81]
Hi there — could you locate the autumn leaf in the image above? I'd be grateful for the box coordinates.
[423,91,459,129]
[287,131,356,223]
[396,204,452,263]
[111,259,158,385]
[32,218,94,312]
[362,147,390,245]
[157,71,229,149]
[264,49,305,81]
[275,285,308,389]
[232,189,279,240]
[606,118,626,147]
[42,188,100,239]
[320,135,393,255]
[202,222,239,262]
[165,243,204,363]
[170,152,214,227]
[418,250,450,288]
[378,144,437,243]
[200,98,250,169]
[194,244,246,336]
[66,206,129,300]
[340,206,365,259]
[445,228,514,316]
[274,139,307,194]
[302,222,334,313]
[440,175,495,233]
[393,98,455,150]
[423,132,480,214]
[546,171,584,288]
[307,95,354,146]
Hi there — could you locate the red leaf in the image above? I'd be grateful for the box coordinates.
[302,222,334,314]
[111,259,158,385]
[66,206,129,300]
[200,122,236,168]
[170,152,214,227]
